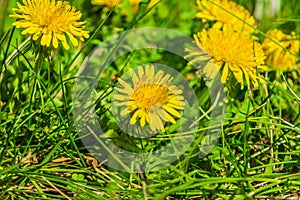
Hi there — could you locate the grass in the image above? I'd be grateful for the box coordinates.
[1,0,300,199]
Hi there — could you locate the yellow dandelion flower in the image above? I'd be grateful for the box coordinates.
[262,29,300,71]
[195,0,256,34]
[129,0,159,13]
[91,0,158,12]
[10,0,89,50]
[91,0,121,8]
[185,26,267,89]
[114,65,186,132]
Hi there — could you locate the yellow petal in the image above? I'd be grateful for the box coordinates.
[149,111,163,131]
[155,107,167,121]
[117,78,133,93]
[146,65,155,78]
[165,112,176,124]
[120,108,131,116]
[159,74,171,85]
[115,87,133,95]
[163,105,181,118]
[129,69,138,88]
[204,60,219,79]
[21,26,38,34]
[138,66,144,78]
[232,66,244,89]
[52,34,59,48]
[114,94,129,101]
[130,110,140,124]
[154,70,164,83]
[168,98,185,110]
[221,64,229,83]
[145,113,151,124]
[241,67,250,87]
[140,109,146,126]
[66,31,79,46]
[57,34,70,50]
[115,101,128,106]
[41,33,52,47]
[33,32,42,41]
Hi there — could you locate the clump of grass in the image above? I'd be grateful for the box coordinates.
[1,0,299,199]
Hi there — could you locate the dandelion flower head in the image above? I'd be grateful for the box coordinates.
[114,65,186,132]
[195,0,256,34]
[129,0,159,13]
[91,0,121,8]
[262,29,299,71]
[10,0,89,50]
[186,26,267,89]
[91,0,158,13]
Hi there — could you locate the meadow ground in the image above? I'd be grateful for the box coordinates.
[0,0,300,199]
